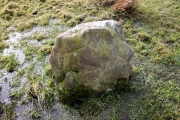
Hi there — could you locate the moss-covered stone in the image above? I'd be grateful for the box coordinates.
[50,20,134,103]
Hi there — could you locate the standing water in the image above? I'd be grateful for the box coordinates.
[0,19,81,119]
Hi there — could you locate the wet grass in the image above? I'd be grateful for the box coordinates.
[0,0,112,40]
[0,55,18,72]
[0,103,16,119]
[62,59,179,119]
[0,0,180,119]
[126,0,180,64]
[130,60,180,120]
[33,32,48,41]
[0,42,8,53]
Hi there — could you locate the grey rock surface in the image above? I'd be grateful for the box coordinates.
[50,20,134,102]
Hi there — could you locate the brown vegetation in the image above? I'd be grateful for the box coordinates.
[113,0,140,18]
[94,0,140,19]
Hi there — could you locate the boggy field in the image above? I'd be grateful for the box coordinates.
[0,0,179,119]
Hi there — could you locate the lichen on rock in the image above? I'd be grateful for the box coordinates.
[50,20,134,103]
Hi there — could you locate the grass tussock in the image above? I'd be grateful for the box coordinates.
[0,103,16,119]
[37,45,52,56]
[0,55,18,72]
[0,56,8,69]
[1,2,26,20]
[26,75,55,104]
[24,63,55,105]
[0,41,8,52]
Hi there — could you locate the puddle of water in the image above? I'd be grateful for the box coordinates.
[15,49,25,64]
[15,104,30,120]
[38,102,81,120]
[0,82,10,103]
[3,32,25,65]
[0,18,72,119]
[3,48,25,65]
[29,40,41,46]
[0,70,16,104]
[49,18,60,25]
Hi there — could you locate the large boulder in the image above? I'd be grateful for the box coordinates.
[50,20,134,102]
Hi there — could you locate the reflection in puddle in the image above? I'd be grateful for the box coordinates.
[15,104,30,120]
[0,82,10,104]
[15,49,25,64]
[0,70,15,104]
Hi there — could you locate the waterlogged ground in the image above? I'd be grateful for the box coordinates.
[0,0,180,119]
[0,19,64,102]
[0,19,82,119]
